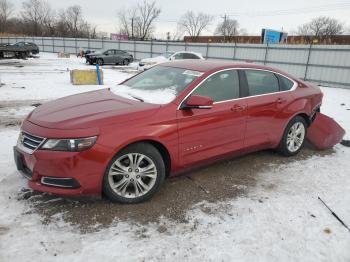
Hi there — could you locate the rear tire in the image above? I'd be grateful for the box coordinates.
[277,116,307,156]
[103,143,165,204]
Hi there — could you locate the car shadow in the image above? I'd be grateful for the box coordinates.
[17,142,335,233]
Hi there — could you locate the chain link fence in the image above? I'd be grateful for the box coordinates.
[1,36,350,89]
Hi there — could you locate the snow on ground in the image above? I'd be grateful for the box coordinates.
[0,52,132,101]
[321,87,350,140]
[0,54,350,261]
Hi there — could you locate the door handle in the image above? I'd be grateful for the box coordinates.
[231,104,246,112]
[276,98,287,104]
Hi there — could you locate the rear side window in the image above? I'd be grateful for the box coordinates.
[192,70,240,102]
[183,53,200,59]
[278,75,295,91]
[245,70,279,96]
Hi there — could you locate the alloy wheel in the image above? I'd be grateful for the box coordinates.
[286,122,306,152]
[107,153,157,198]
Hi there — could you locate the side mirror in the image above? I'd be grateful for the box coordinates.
[181,95,213,109]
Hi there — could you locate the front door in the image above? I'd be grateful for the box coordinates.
[177,69,247,166]
[104,50,114,64]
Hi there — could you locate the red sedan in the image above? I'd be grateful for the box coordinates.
[14,60,323,203]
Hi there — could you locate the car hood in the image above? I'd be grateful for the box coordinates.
[140,56,168,64]
[27,89,160,130]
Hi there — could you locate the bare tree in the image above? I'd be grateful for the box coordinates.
[215,17,239,38]
[171,25,185,40]
[135,0,160,40]
[297,16,344,39]
[0,0,13,32]
[21,0,49,35]
[117,0,160,40]
[66,5,83,37]
[118,7,139,38]
[178,11,213,38]
[41,3,56,36]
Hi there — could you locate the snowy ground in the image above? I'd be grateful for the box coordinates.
[0,53,349,261]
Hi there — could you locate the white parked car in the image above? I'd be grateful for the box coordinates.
[138,51,204,70]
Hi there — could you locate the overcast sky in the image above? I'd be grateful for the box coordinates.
[10,0,350,38]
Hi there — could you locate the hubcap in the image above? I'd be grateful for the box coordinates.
[108,153,157,198]
[287,122,306,152]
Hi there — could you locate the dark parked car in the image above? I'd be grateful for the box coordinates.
[13,42,39,54]
[86,49,133,65]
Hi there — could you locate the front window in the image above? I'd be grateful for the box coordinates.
[173,53,184,60]
[161,52,175,59]
[111,66,203,104]
[105,50,115,55]
[192,70,240,102]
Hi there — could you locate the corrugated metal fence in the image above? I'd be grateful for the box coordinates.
[1,36,350,89]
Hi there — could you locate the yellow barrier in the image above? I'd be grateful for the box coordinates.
[70,69,104,85]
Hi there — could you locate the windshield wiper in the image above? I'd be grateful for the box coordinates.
[127,93,144,102]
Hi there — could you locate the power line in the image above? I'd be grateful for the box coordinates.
[156,2,350,22]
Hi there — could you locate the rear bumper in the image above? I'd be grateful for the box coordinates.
[13,142,113,197]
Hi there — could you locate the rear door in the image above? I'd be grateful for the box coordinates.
[242,69,294,149]
[177,69,247,166]
[114,50,123,64]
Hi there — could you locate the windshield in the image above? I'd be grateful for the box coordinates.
[161,52,175,59]
[111,66,203,104]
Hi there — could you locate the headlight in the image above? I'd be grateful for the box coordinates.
[41,136,97,152]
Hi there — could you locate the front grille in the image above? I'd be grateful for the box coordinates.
[20,132,46,154]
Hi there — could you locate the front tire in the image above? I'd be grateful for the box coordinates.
[277,116,307,156]
[122,59,129,65]
[96,58,104,65]
[103,143,165,204]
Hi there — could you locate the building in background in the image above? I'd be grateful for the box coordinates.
[110,34,129,41]
[184,35,350,44]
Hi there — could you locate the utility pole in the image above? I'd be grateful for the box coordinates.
[130,18,134,40]
[221,14,228,42]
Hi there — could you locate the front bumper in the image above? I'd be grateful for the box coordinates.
[13,138,113,197]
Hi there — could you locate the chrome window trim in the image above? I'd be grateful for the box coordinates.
[177,67,298,110]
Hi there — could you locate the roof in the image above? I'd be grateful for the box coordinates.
[160,60,296,80]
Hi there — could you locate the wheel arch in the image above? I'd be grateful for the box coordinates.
[110,139,172,178]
